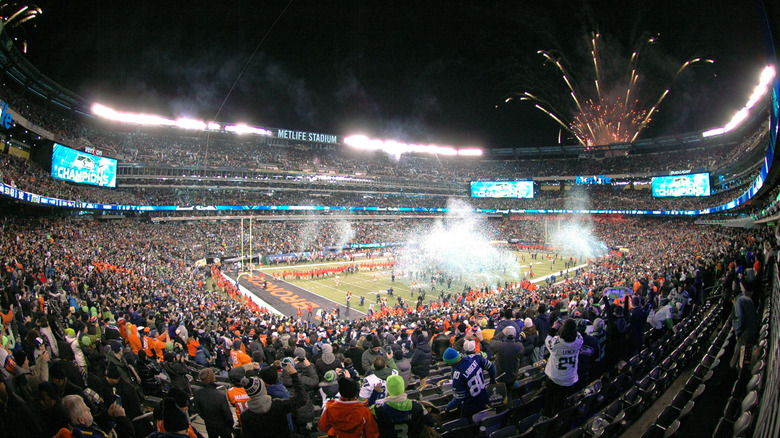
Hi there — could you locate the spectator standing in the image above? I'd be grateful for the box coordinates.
[443,347,496,417]
[533,305,550,362]
[543,319,583,417]
[393,348,412,387]
[731,290,757,367]
[519,318,537,367]
[148,397,191,438]
[489,326,524,387]
[344,339,365,375]
[361,339,384,375]
[193,368,234,438]
[316,344,341,378]
[370,375,433,438]
[230,340,252,368]
[241,363,307,438]
[409,335,432,388]
[319,375,380,438]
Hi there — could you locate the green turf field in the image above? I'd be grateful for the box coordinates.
[255,250,586,313]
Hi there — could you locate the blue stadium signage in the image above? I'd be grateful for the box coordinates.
[0,100,14,129]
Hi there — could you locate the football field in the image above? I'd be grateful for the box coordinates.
[253,250,586,313]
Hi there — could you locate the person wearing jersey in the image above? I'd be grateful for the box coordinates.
[544,318,583,417]
[443,347,496,417]
[227,363,258,423]
[371,375,433,438]
[359,356,398,402]
[230,339,251,368]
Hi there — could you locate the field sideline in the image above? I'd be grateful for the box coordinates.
[251,250,586,313]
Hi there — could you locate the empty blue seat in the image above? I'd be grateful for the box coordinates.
[488,425,517,438]
[478,410,508,438]
[732,411,753,438]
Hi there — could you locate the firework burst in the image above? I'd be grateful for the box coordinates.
[509,32,713,147]
[0,2,42,53]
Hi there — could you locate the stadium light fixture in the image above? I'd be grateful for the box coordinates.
[224,124,273,136]
[91,103,176,127]
[344,134,483,157]
[175,118,207,130]
[703,65,776,138]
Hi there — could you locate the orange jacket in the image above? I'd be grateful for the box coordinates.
[318,399,379,438]
[187,338,200,357]
[127,325,143,354]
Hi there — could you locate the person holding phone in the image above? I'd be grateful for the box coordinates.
[241,363,307,438]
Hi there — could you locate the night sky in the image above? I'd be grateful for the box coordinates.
[12,0,769,148]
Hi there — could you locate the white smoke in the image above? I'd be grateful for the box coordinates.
[297,220,318,252]
[548,185,608,259]
[396,198,522,287]
[334,220,357,248]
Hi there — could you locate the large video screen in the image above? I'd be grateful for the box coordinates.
[51,144,117,188]
[470,181,534,199]
[651,173,710,197]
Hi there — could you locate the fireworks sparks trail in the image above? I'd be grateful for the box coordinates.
[509,32,713,147]
[0,2,42,53]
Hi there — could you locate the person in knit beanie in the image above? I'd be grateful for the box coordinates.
[145,397,190,438]
[370,375,434,438]
[240,362,306,438]
[444,347,496,417]
[161,398,190,435]
[152,387,198,437]
[193,368,233,438]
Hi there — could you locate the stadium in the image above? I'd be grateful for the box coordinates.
[0,1,778,438]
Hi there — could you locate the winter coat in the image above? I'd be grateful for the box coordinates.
[164,360,191,396]
[394,357,412,387]
[193,383,234,434]
[281,362,320,425]
[319,398,380,438]
[432,334,451,361]
[489,333,524,386]
[409,343,432,378]
[241,373,307,438]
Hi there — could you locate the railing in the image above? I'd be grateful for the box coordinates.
[753,260,780,437]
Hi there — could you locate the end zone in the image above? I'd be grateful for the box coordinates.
[226,272,366,320]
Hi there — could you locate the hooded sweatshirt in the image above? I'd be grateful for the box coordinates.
[371,394,433,438]
[127,325,143,354]
[319,398,380,438]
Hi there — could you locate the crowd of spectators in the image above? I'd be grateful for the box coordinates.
[0,50,774,438]
[0,150,757,214]
[0,210,771,437]
[1,88,769,187]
